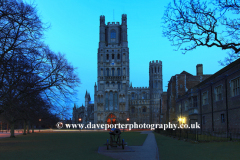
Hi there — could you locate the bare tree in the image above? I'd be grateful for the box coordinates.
[162,0,240,64]
[0,0,80,137]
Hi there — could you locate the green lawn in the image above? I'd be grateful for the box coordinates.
[0,131,147,160]
[155,133,240,160]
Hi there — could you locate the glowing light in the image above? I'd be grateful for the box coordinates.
[126,118,130,121]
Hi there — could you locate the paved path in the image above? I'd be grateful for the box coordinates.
[99,131,159,160]
[0,130,41,139]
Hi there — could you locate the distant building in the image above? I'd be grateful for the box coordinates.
[72,91,94,124]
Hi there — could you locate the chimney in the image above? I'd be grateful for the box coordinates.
[196,64,203,76]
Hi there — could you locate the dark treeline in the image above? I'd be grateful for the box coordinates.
[0,0,80,137]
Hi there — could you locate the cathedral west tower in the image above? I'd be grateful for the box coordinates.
[94,14,130,124]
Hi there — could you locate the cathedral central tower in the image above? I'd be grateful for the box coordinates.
[94,14,130,124]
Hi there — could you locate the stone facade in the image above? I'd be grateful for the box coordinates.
[72,14,163,125]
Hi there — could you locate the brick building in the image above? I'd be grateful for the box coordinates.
[176,58,240,132]
[166,64,211,123]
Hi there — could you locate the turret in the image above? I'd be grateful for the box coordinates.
[94,82,97,94]
[99,15,105,47]
[149,60,162,90]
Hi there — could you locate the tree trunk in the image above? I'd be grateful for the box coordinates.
[23,120,27,135]
[27,120,30,134]
[32,124,34,133]
[10,122,15,138]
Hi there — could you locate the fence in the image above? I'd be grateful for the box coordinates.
[155,128,240,142]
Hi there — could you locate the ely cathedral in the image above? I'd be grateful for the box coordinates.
[72,14,163,125]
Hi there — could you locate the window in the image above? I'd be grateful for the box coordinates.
[131,93,134,100]
[215,85,222,101]
[221,114,225,123]
[118,82,121,90]
[142,93,146,99]
[123,53,125,61]
[158,67,159,72]
[202,92,208,105]
[114,92,118,110]
[142,107,146,112]
[202,116,205,124]
[112,82,115,86]
[105,92,108,110]
[98,96,100,102]
[106,54,109,60]
[109,91,113,110]
[155,67,156,73]
[117,68,120,76]
[231,77,240,97]
[110,30,116,38]
[117,54,120,59]
[106,82,109,87]
[106,68,109,76]
[112,54,114,59]
[112,68,114,76]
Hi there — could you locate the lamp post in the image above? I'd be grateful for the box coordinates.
[79,118,82,131]
[127,118,130,131]
[39,119,41,132]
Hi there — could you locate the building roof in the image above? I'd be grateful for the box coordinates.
[195,58,240,88]
[180,71,193,76]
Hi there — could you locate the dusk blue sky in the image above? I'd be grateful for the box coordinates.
[26,0,228,109]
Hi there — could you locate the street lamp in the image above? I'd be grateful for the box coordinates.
[39,119,41,132]
[78,118,82,123]
[126,118,130,131]
[178,117,185,124]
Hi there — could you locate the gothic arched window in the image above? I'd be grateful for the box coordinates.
[106,68,109,76]
[110,30,116,39]
[112,68,115,76]
[117,68,120,76]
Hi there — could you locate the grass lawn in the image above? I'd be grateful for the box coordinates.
[155,133,240,160]
[0,131,147,160]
